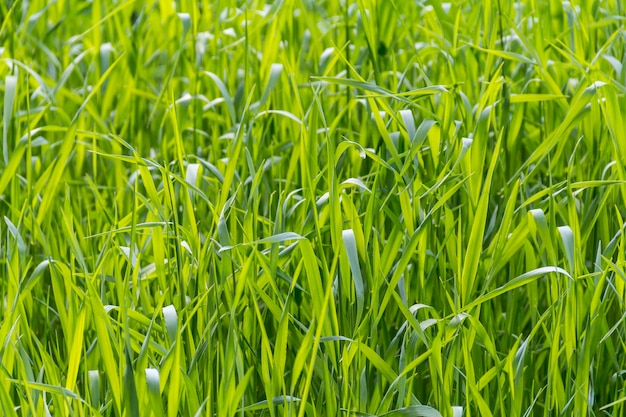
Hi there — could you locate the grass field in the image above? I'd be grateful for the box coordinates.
[1,0,626,416]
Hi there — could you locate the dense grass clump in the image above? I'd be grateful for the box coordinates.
[1,0,626,416]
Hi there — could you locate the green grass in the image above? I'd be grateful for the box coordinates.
[1,0,626,416]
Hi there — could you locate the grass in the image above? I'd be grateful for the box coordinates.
[1,0,626,416]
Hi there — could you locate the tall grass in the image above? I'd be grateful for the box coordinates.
[1,0,625,416]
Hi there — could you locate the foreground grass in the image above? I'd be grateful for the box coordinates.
[1,0,626,416]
